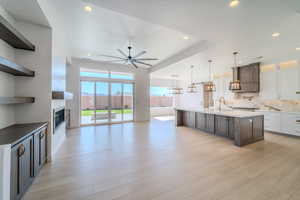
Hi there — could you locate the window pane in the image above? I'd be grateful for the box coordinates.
[81,81,95,125]
[123,84,133,121]
[80,69,109,78]
[111,72,134,80]
[150,87,173,107]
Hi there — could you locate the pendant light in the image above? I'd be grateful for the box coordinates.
[187,65,197,93]
[229,52,241,91]
[169,74,183,95]
[204,60,216,92]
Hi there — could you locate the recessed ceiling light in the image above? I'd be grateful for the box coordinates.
[229,0,240,7]
[84,6,92,12]
[183,36,189,40]
[272,32,280,37]
[296,47,300,51]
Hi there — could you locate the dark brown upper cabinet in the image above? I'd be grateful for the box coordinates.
[233,62,260,93]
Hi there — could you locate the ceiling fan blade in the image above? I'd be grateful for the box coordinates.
[130,61,139,68]
[135,58,159,61]
[97,54,125,60]
[102,59,127,63]
[117,49,128,58]
[133,51,146,59]
[134,60,153,67]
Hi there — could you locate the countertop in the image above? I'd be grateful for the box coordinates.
[255,110,300,115]
[175,107,264,118]
[0,122,48,146]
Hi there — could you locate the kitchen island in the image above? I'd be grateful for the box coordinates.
[175,107,264,146]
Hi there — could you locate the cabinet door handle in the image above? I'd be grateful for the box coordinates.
[296,120,300,124]
[18,144,25,157]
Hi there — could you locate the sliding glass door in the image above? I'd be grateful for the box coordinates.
[123,84,133,121]
[81,81,95,125]
[95,82,109,124]
[81,81,134,125]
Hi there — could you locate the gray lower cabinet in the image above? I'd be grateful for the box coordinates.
[253,116,264,139]
[34,128,47,175]
[205,114,215,134]
[228,118,235,139]
[183,111,195,128]
[215,116,229,137]
[11,127,47,200]
[195,113,215,134]
[195,113,206,130]
[234,116,264,146]
[11,136,34,200]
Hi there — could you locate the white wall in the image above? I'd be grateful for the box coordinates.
[0,145,10,200]
[14,21,53,162]
[37,0,71,159]
[0,7,16,129]
[14,22,52,124]
[67,58,150,128]
[66,61,80,128]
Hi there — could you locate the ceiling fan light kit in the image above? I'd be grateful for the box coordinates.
[97,45,158,69]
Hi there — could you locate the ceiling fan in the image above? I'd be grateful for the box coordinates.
[97,46,158,68]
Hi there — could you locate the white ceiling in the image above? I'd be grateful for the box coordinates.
[85,0,300,79]
[46,0,202,67]
[2,0,300,80]
[0,0,50,27]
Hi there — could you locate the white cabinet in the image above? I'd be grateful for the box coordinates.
[279,61,300,100]
[256,111,300,136]
[257,111,281,132]
[281,113,300,136]
[260,66,278,99]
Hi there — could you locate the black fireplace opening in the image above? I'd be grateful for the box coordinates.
[54,107,65,131]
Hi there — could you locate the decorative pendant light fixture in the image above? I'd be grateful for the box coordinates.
[229,52,241,91]
[187,65,197,93]
[169,74,183,95]
[204,60,216,92]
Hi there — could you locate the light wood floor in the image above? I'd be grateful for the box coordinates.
[24,119,300,200]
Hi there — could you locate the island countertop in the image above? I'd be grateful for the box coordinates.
[175,107,264,118]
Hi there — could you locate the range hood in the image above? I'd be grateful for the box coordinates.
[52,91,73,100]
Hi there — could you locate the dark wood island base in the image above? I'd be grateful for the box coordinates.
[175,109,264,147]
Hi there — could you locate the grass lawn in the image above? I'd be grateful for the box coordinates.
[81,109,133,116]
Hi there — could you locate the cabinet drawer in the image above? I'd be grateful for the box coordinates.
[281,113,300,134]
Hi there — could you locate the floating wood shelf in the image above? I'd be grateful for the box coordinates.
[52,91,73,100]
[0,97,35,104]
[0,56,34,77]
[0,14,35,51]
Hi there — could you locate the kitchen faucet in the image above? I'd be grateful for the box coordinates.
[218,97,226,111]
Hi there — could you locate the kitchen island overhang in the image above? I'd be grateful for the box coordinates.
[175,108,264,147]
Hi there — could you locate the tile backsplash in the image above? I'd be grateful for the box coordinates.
[225,93,300,112]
